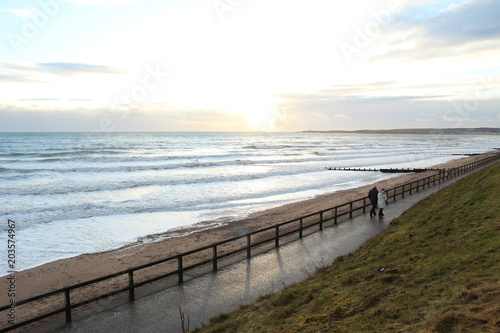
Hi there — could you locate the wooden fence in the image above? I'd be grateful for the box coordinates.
[0,153,498,332]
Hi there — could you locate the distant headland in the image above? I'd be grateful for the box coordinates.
[303,128,500,135]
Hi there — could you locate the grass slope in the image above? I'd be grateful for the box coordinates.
[194,162,500,333]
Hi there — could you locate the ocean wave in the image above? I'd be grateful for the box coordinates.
[0,155,333,176]
[0,150,124,158]
[37,150,123,157]
[0,175,348,228]
[0,166,323,196]
[0,152,38,157]
[0,149,430,183]
[243,144,295,149]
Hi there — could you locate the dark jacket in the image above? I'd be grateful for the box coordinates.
[368,187,378,203]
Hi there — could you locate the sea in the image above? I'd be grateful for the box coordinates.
[0,132,498,274]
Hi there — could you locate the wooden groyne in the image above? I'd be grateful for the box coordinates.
[410,153,482,156]
[326,167,443,173]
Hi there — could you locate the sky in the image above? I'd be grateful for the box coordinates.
[0,0,499,132]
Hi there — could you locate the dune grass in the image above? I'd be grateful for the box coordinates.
[193,162,500,332]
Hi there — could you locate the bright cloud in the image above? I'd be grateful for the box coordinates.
[10,8,38,18]
[68,0,142,7]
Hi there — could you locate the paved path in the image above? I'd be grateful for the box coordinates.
[30,168,483,333]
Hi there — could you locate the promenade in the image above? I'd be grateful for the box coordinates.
[26,166,487,333]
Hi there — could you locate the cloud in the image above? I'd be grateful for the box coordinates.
[37,62,125,76]
[1,93,498,132]
[276,80,453,102]
[276,90,500,130]
[418,0,500,44]
[68,0,141,7]
[0,104,249,132]
[0,73,42,83]
[19,98,96,102]
[10,8,38,18]
[0,62,125,83]
[373,0,500,61]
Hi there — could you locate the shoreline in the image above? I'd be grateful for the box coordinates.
[0,153,495,328]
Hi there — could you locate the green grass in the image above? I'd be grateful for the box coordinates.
[193,162,500,333]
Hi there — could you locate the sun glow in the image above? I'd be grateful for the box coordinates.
[226,96,281,131]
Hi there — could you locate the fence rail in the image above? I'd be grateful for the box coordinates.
[1,153,498,332]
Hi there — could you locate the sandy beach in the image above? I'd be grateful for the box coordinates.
[0,153,495,330]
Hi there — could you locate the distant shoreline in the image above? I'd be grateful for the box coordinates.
[303,128,500,135]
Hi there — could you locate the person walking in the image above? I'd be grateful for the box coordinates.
[368,186,378,218]
[378,187,388,218]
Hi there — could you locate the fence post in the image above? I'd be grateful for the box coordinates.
[402,184,405,198]
[178,255,184,284]
[349,202,353,218]
[247,234,251,258]
[334,207,338,224]
[275,225,280,248]
[128,271,135,301]
[64,290,72,323]
[363,198,367,212]
[213,245,218,271]
[319,212,323,231]
[299,218,303,238]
